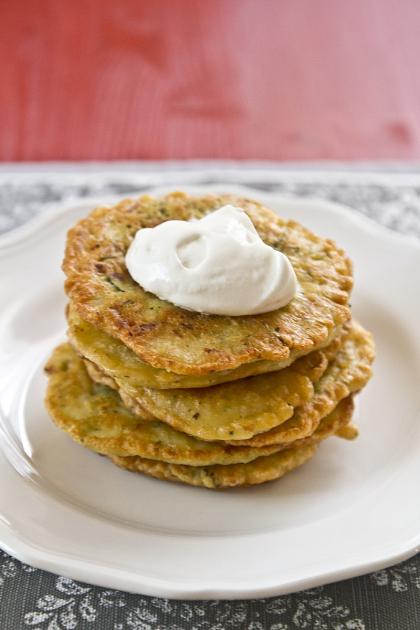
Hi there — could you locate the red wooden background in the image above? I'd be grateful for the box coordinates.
[2,0,420,161]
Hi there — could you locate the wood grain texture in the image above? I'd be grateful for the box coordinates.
[1,0,420,161]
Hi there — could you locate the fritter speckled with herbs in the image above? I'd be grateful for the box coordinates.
[84,322,373,443]
[45,344,288,466]
[68,304,346,389]
[109,397,355,489]
[228,322,373,447]
[63,192,353,375]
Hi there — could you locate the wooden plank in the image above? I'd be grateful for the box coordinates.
[1,0,420,160]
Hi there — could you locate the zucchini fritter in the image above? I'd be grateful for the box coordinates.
[63,192,352,375]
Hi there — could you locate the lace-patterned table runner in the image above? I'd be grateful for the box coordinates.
[0,163,419,630]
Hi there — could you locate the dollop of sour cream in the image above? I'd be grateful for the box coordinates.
[125,205,297,316]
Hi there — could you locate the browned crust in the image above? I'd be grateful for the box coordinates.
[84,351,319,442]
[67,304,349,389]
[44,344,296,466]
[63,192,352,374]
[108,396,355,488]
[227,322,374,447]
[110,444,317,489]
[92,321,373,444]
[82,330,351,442]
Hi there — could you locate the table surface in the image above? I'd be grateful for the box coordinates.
[0,162,419,630]
[2,0,420,162]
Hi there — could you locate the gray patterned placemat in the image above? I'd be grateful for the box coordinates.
[1,163,419,630]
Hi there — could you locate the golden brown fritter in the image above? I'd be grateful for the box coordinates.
[68,304,343,389]
[44,344,294,466]
[82,334,346,441]
[63,192,353,375]
[228,321,374,447]
[86,321,372,443]
[110,444,317,489]
[84,353,318,441]
[108,396,355,488]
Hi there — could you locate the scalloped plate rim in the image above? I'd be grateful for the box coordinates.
[0,183,419,599]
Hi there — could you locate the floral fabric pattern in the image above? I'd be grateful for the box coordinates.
[0,165,419,630]
[1,548,420,630]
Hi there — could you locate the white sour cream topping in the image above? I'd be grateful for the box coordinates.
[125,205,298,316]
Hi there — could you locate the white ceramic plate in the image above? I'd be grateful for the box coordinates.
[0,184,419,599]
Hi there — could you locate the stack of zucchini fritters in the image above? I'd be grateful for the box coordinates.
[45,193,375,489]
